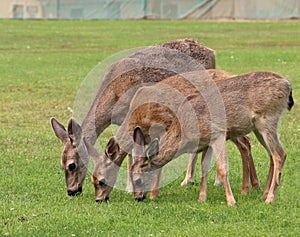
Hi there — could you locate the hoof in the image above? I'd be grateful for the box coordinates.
[214,180,223,186]
[227,200,236,207]
[262,191,269,200]
[126,185,133,193]
[226,196,236,207]
[181,178,194,187]
[150,191,160,200]
[241,188,250,195]
[265,194,275,204]
[198,194,207,203]
[252,183,261,190]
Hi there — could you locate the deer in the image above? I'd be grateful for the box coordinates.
[107,70,293,206]
[85,69,262,202]
[180,70,259,192]
[50,39,218,196]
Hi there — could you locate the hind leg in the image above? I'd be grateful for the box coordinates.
[253,130,274,199]
[263,132,286,203]
[254,119,286,203]
[263,155,274,199]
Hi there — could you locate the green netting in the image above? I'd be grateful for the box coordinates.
[1,0,300,20]
[42,0,145,19]
[234,0,300,19]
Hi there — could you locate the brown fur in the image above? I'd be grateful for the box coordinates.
[50,39,215,196]
[89,69,261,202]
[125,71,292,206]
[126,69,260,197]
[157,39,215,69]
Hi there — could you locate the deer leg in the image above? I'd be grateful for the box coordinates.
[126,154,133,193]
[253,130,273,199]
[199,147,212,202]
[265,147,286,204]
[231,137,250,194]
[263,155,274,199]
[214,169,223,186]
[213,139,223,187]
[247,141,261,191]
[258,130,286,204]
[150,168,162,199]
[232,136,260,194]
[212,137,236,206]
[181,153,198,186]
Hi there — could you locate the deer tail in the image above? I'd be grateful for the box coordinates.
[287,89,294,111]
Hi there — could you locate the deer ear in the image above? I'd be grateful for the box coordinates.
[146,138,159,161]
[133,126,145,146]
[83,138,100,163]
[133,126,145,156]
[67,118,82,146]
[50,117,68,144]
[105,137,119,161]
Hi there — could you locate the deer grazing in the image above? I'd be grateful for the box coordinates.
[117,70,293,206]
[50,39,216,196]
[178,70,260,194]
[86,69,262,202]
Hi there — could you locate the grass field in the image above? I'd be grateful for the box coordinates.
[0,20,299,236]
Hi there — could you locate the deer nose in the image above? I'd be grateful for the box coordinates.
[96,197,109,203]
[67,190,76,196]
[67,187,82,196]
[135,193,146,202]
[68,163,76,171]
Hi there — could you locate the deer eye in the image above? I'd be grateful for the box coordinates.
[106,151,117,161]
[134,178,143,186]
[99,178,106,186]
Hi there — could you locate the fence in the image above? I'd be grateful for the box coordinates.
[1,0,300,20]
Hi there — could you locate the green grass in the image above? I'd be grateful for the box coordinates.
[0,20,299,236]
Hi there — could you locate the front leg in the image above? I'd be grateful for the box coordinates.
[199,147,212,202]
[181,153,198,186]
[233,136,260,194]
[212,138,236,207]
[126,154,133,193]
[214,170,223,186]
[150,168,162,199]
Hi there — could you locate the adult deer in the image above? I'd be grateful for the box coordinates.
[50,39,216,196]
[86,70,261,202]
[112,71,293,206]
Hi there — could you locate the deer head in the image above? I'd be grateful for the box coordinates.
[50,118,89,196]
[84,137,124,202]
[130,127,159,201]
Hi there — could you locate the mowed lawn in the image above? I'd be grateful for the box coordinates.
[0,20,299,236]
